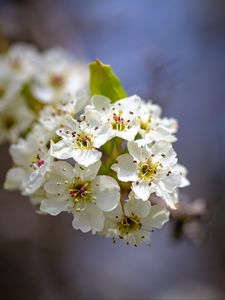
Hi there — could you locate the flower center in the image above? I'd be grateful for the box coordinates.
[68,179,92,211]
[111,110,129,131]
[117,215,141,236]
[75,133,94,150]
[138,157,159,181]
[49,73,65,89]
[139,116,151,132]
[2,116,16,129]
[10,58,22,70]
[30,154,45,169]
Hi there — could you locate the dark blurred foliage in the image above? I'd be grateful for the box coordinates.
[0,0,225,299]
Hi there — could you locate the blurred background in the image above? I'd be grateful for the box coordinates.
[0,0,225,299]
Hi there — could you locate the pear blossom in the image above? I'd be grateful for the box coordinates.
[40,89,90,131]
[138,101,177,143]
[112,139,189,209]
[2,52,193,248]
[41,160,120,234]
[101,192,170,246]
[0,43,39,83]
[0,78,22,111]
[0,97,34,144]
[51,115,113,167]
[4,135,53,195]
[31,48,88,103]
[85,95,141,141]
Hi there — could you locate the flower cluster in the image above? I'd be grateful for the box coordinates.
[4,84,190,246]
[0,43,88,144]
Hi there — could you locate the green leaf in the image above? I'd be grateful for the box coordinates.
[89,59,127,102]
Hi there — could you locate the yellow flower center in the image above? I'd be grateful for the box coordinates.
[10,58,22,70]
[68,179,92,211]
[138,157,159,181]
[49,73,65,89]
[111,110,129,131]
[30,154,45,170]
[2,115,16,129]
[75,133,94,150]
[139,116,151,132]
[117,214,141,236]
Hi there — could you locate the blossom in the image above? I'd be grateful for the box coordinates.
[51,115,112,167]
[4,135,52,195]
[85,95,141,141]
[41,160,120,234]
[112,139,189,208]
[0,79,21,111]
[0,97,35,144]
[0,43,39,84]
[39,89,90,131]
[138,101,177,142]
[101,192,170,246]
[31,48,88,103]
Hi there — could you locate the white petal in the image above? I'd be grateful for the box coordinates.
[50,140,72,160]
[44,177,68,194]
[91,95,111,110]
[158,173,182,193]
[94,123,114,147]
[117,126,139,141]
[132,182,153,201]
[32,85,54,103]
[49,161,74,180]
[156,190,179,209]
[114,95,141,112]
[152,141,177,166]
[4,167,28,191]
[127,140,150,162]
[72,149,102,167]
[149,126,177,142]
[142,204,170,230]
[73,160,101,181]
[62,114,79,130]
[26,167,46,195]
[125,192,151,218]
[93,175,120,211]
[111,154,138,182]
[173,164,190,187]
[40,198,69,216]
[72,203,104,234]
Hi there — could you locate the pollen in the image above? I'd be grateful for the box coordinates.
[68,179,92,209]
[138,157,160,181]
[139,116,151,132]
[74,132,94,150]
[111,110,129,131]
[49,73,65,88]
[116,215,142,236]
[30,154,45,170]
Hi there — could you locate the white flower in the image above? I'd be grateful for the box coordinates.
[31,48,88,103]
[41,160,120,234]
[40,89,90,131]
[85,95,141,141]
[138,101,178,143]
[112,139,189,208]
[4,136,52,195]
[4,167,30,192]
[0,43,39,83]
[0,78,21,111]
[101,192,170,246]
[0,97,35,144]
[51,115,112,167]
